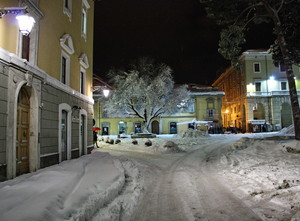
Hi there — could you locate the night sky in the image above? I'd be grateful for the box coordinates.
[93,0,275,85]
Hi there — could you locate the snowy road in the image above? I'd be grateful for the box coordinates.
[101,137,261,220]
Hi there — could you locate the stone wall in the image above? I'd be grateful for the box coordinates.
[0,65,8,181]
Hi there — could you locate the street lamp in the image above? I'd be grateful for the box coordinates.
[103,87,110,97]
[0,7,35,35]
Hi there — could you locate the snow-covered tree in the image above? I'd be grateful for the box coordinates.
[103,58,190,133]
[199,0,300,140]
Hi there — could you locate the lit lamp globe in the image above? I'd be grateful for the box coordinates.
[103,89,110,97]
[16,15,35,35]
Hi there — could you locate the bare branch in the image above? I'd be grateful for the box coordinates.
[233,2,264,25]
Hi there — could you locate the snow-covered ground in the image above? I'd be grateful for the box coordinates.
[0,132,299,221]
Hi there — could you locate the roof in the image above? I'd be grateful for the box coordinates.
[93,74,113,95]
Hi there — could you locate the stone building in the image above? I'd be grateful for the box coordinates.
[0,0,94,180]
[213,50,300,133]
[93,83,224,135]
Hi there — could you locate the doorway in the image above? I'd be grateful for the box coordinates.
[80,114,85,156]
[151,120,159,134]
[16,88,30,176]
[61,110,68,161]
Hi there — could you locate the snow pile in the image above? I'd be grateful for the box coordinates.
[0,151,142,221]
[176,128,208,138]
[278,124,295,135]
[219,137,300,220]
[162,141,181,153]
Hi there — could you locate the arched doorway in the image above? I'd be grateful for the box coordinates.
[281,103,292,128]
[79,109,87,156]
[58,103,72,162]
[151,120,159,134]
[61,110,68,161]
[16,87,30,176]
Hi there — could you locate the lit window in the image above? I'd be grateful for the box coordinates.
[253,63,261,73]
[61,51,70,85]
[82,0,90,39]
[81,8,87,38]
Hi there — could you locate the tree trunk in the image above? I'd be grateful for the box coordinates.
[268,4,300,139]
[141,120,151,134]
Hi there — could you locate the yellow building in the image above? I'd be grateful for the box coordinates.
[94,82,224,135]
[0,0,94,180]
[213,49,300,133]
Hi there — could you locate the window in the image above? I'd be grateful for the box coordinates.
[281,81,287,90]
[118,121,127,134]
[207,109,215,117]
[81,8,87,38]
[61,51,70,85]
[253,63,261,73]
[134,122,142,133]
[82,0,90,39]
[255,82,261,91]
[206,98,214,109]
[170,122,177,134]
[279,62,286,72]
[80,67,86,94]
[63,0,72,20]
[21,35,30,61]
[187,99,195,112]
[61,57,67,84]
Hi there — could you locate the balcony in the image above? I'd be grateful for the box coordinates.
[247,91,292,97]
[247,92,271,97]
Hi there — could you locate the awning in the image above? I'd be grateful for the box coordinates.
[248,120,266,125]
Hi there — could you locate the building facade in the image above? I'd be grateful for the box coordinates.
[94,83,224,135]
[213,50,300,133]
[0,0,94,180]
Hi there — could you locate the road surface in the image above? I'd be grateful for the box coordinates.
[102,137,261,221]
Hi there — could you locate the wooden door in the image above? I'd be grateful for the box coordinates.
[151,120,159,134]
[16,88,30,176]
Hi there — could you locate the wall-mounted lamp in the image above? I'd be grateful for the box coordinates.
[93,85,110,97]
[0,6,35,35]
[103,88,110,97]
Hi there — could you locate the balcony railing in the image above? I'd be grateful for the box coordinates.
[246,91,292,97]
[247,92,271,97]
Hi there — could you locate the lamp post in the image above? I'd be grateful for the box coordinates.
[0,6,35,35]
